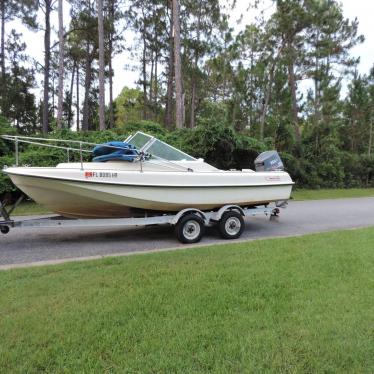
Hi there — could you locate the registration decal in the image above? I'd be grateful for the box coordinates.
[85,171,118,178]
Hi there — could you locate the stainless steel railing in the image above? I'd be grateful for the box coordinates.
[1,135,192,172]
[1,135,138,170]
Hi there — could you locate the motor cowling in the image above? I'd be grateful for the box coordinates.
[254,151,284,172]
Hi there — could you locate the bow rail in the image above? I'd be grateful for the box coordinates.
[1,134,191,172]
[1,135,138,169]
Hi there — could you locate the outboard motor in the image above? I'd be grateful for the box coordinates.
[254,151,284,172]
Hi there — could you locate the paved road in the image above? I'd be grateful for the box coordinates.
[1,197,374,268]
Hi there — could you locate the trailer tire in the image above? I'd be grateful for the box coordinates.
[218,211,244,239]
[175,213,205,244]
[0,226,9,234]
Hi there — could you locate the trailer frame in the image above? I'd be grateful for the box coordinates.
[0,198,286,243]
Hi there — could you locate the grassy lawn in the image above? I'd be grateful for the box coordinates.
[292,188,374,201]
[1,228,374,373]
[8,201,51,216]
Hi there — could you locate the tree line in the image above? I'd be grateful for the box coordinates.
[0,0,373,187]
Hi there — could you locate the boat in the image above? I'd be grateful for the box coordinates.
[2,132,294,218]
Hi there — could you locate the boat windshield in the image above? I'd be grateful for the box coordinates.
[127,132,196,161]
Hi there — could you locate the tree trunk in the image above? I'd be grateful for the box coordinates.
[249,48,254,128]
[141,14,147,120]
[82,43,92,131]
[287,60,301,143]
[98,0,105,130]
[0,0,5,84]
[57,0,64,129]
[76,64,80,131]
[108,55,114,128]
[108,31,114,126]
[351,119,355,152]
[107,0,115,128]
[314,63,321,153]
[165,2,174,129]
[149,51,154,116]
[42,0,51,134]
[189,53,198,128]
[259,62,275,140]
[369,120,373,157]
[222,38,228,100]
[154,49,158,113]
[67,61,76,129]
[232,96,238,129]
[52,71,55,113]
[172,0,183,128]
[0,0,5,113]
[190,82,196,128]
[189,2,202,129]
[313,35,322,130]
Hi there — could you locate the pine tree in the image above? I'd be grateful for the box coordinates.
[39,0,54,134]
[57,0,64,129]
[0,0,37,115]
[69,0,99,131]
[97,0,105,130]
[172,0,184,128]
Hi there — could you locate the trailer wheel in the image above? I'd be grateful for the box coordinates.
[218,211,244,239]
[0,226,9,234]
[175,213,205,244]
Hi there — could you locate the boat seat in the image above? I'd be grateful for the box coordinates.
[93,151,137,162]
[92,141,138,163]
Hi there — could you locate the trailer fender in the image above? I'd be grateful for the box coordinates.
[170,208,207,225]
[210,205,245,222]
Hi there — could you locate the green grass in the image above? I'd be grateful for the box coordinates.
[1,228,374,373]
[292,188,374,201]
[8,201,51,216]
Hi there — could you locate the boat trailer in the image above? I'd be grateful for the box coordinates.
[0,197,286,244]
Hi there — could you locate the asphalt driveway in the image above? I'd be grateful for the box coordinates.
[1,197,373,269]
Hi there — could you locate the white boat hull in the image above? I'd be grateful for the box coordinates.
[5,164,294,218]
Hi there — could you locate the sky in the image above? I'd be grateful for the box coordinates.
[339,0,374,74]
[8,0,374,104]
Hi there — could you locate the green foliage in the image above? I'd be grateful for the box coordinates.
[234,134,267,170]
[114,87,144,126]
[0,116,16,156]
[0,117,18,196]
[186,123,237,169]
[0,155,18,196]
[122,120,167,138]
[342,153,374,188]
